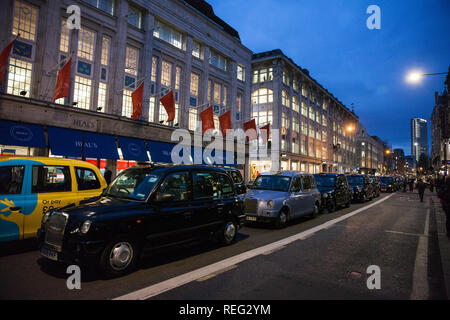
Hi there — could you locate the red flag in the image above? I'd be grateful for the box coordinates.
[131,81,144,120]
[260,122,271,144]
[53,58,72,102]
[200,105,215,135]
[219,110,232,137]
[0,39,16,86]
[244,119,257,141]
[160,90,175,122]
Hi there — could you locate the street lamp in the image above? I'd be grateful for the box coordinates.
[406,70,448,84]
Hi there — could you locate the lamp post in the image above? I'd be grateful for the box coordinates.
[406,71,448,84]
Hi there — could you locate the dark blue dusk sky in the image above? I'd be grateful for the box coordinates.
[209,0,450,154]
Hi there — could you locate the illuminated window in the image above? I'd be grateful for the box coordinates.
[293,117,299,132]
[322,114,327,126]
[148,96,155,122]
[161,60,172,87]
[60,19,70,53]
[122,89,132,118]
[236,92,242,120]
[208,80,212,102]
[154,20,183,50]
[252,107,272,126]
[73,76,92,110]
[282,112,289,129]
[282,90,289,107]
[159,103,179,125]
[78,27,96,61]
[151,56,157,82]
[301,122,307,135]
[282,70,290,86]
[292,96,300,113]
[7,58,32,97]
[301,101,308,117]
[302,85,308,98]
[214,82,221,105]
[237,64,245,81]
[125,46,138,76]
[316,110,321,124]
[127,5,142,29]
[190,73,199,96]
[309,106,315,120]
[189,108,199,132]
[81,0,114,15]
[251,88,273,104]
[254,68,273,83]
[12,0,38,41]
[223,86,228,107]
[101,36,110,66]
[97,82,107,112]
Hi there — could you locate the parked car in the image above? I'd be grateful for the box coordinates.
[369,175,381,198]
[38,165,245,277]
[0,157,107,243]
[346,174,374,202]
[313,173,352,213]
[243,171,321,228]
[379,176,395,192]
[223,167,246,196]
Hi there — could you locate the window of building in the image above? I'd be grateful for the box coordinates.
[282,112,289,129]
[301,122,308,136]
[251,88,273,104]
[101,36,110,66]
[316,110,321,124]
[208,80,212,102]
[97,82,107,112]
[189,108,198,132]
[7,58,33,97]
[293,78,299,92]
[223,86,228,107]
[302,84,308,98]
[236,92,242,121]
[148,96,155,123]
[154,20,183,50]
[309,106,315,121]
[293,117,299,133]
[190,72,199,97]
[151,56,158,83]
[282,90,289,107]
[122,89,132,118]
[237,64,245,81]
[82,0,114,15]
[127,5,142,29]
[74,76,92,110]
[78,27,96,61]
[192,40,202,59]
[210,51,227,71]
[259,68,273,82]
[292,96,300,113]
[282,70,290,86]
[301,101,308,117]
[214,82,221,105]
[60,19,70,53]
[125,46,138,76]
[252,106,272,126]
[12,0,38,41]
[175,66,181,90]
[322,114,327,126]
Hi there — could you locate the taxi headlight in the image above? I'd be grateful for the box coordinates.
[80,220,92,234]
[322,193,328,199]
[267,200,274,208]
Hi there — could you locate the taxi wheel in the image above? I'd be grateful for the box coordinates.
[219,220,238,245]
[310,203,319,218]
[100,239,138,278]
[327,200,336,213]
[275,210,288,228]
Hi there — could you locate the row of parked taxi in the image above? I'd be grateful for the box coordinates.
[0,157,394,277]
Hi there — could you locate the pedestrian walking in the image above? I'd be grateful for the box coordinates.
[429,178,435,193]
[104,166,112,185]
[409,178,414,192]
[403,179,407,192]
[417,178,426,202]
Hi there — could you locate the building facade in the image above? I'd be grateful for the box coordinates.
[0,0,252,177]
[249,49,358,180]
[430,68,450,175]
[355,125,384,174]
[411,118,429,163]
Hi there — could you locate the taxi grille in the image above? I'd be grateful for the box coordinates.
[45,213,68,251]
[244,198,258,214]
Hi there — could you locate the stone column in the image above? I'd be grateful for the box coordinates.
[182,35,193,129]
[92,29,103,111]
[142,12,155,122]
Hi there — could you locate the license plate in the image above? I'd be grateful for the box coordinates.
[246,216,257,221]
[40,247,58,261]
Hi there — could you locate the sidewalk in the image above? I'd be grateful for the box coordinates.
[430,195,450,299]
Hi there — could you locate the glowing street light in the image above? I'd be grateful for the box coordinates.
[405,70,447,84]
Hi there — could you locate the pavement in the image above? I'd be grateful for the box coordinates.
[430,193,450,299]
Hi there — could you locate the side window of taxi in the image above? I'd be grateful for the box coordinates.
[32,165,71,193]
[0,166,25,194]
[75,167,100,191]
[157,172,189,201]
[193,172,219,200]
[217,174,234,198]
[302,175,311,190]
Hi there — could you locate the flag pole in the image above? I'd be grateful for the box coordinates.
[118,76,147,93]
[46,52,74,74]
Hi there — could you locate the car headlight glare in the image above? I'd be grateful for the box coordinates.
[267,200,274,208]
[80,220,92,234]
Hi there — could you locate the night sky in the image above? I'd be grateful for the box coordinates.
[208,0,450,155]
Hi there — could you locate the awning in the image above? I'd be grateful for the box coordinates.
[47,127,119,159]
[146,140,176,163]
[0,119,46,148]
[118,136,149,161]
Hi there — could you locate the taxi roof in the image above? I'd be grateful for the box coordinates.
[0,156,101,170]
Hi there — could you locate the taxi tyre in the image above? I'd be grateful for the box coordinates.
[99,238,139,278]
[310,202,319,218]
[275,208,289,229]
[327,200,336,213]
[218,219,238,245]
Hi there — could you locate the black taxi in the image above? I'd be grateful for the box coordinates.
[38,165,245,277]
[346,174,374,203]
[313,173,353,213]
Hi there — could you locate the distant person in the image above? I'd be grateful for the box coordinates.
[403,179,407,192]
[429,179,435,193]
[409,178,414,192]
[104,166,112,185]
[417,179,426,203]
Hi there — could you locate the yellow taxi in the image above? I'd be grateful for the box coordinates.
[0,157,107,242]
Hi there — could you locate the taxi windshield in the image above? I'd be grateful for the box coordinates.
[107,169,160,201]
[314,175,336,188]
[347,176,364,185]
[252,175,291,192]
